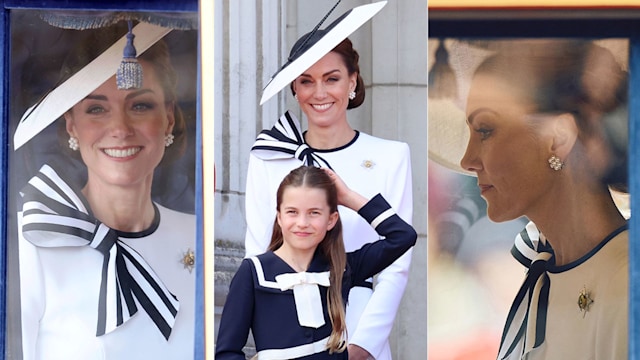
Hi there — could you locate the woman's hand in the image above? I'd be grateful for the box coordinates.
[347,344,374,360]
[322,167,367,211]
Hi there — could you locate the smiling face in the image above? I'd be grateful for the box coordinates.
[292,51,357,129]
[460,73,556,222]
[65,60,175,189]
[276,185,339,257]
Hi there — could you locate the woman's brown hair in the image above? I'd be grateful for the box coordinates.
[268,166,347,354]
[474,40,628,191]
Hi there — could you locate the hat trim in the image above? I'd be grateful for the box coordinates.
[259,1,387,105]
[14,22,172,150]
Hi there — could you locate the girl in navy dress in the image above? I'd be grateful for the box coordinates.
[216,166,416,359]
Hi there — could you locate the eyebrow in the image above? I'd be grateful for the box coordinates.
[83,89,155,102]
[467,107,498,125]
[299,69,341,78]
[282,205,324,212]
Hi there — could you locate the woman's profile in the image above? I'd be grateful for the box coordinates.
[444,39,629,359]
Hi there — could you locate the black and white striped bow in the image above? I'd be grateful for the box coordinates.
[20,164,179,340]
[251,111,333,169]
[498,221,553,360]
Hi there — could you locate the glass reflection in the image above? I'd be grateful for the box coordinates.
[428,38,629,359]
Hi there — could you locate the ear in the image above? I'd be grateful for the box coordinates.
[64,112,76,138]
[349,73,357,93]
[165,102,176,135]
[327,211,339,231]
[550,113,578,159]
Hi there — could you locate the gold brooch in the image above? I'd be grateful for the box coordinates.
[180,248,195,273]
[577,286,594,317]
[361,160,375,170]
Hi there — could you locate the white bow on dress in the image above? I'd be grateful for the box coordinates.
[275,271,330,328]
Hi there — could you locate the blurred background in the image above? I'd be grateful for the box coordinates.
[427,37,630,359]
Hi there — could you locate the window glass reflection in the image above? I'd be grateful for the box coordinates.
[428,37,629,359]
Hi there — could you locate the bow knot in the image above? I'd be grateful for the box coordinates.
[276,271,331,289]
[20,164,179,340]
[89,223,117,253]
[295,143,314,164]
[251,111,332,169]
[498,221,553,359]
[275,271,330,328]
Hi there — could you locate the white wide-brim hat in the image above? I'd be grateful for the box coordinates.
[260,1,387,105]
[428,98,472,176]
[427,39,494,176]
[13,21,173,150]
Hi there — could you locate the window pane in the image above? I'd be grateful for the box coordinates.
[428,37,630,359]
[8,9,198,359]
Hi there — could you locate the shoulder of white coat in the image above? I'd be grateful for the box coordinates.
[155,203,196,225]
[154,204,197,247]
[357,132,409,147]
[356,132,410,155]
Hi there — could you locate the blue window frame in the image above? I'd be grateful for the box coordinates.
[0,0,202,359]
[431,8,639,358]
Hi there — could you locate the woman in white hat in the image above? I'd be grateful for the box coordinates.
[458,40,628,359]
[16,22,196,359]
[243,2,413,359]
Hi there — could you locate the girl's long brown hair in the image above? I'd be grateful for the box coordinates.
[268,166,347,353]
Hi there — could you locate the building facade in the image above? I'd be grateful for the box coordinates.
[213,0,428,357]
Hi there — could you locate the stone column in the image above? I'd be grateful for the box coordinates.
[369,1,428,357]
[213,0,285,354]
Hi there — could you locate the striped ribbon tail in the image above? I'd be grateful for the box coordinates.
[95,232,138,336]
[498,222,553,359]
[20,164,179,340]
[251,110,333,169]
[526,265,550,353]
[117,241,179,339]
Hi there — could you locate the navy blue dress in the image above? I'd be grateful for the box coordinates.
[216,194,417,359]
